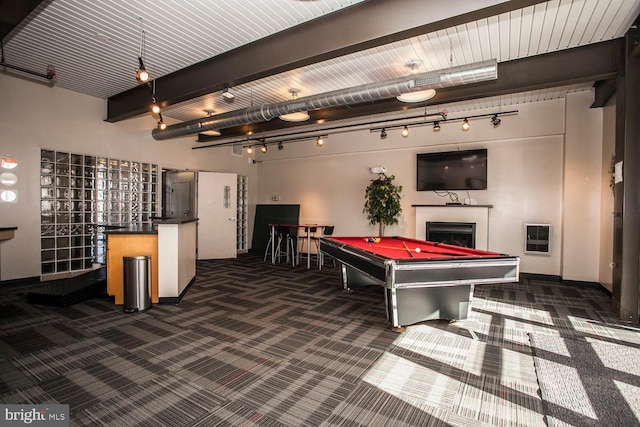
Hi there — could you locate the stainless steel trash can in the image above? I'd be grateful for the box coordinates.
[123,255,151,313]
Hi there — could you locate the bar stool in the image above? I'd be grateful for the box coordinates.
[313,225,335,269]
[297,225,317,266]
[275,225,297,267]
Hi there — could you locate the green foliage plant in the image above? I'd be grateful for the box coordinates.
[363,173,402,236]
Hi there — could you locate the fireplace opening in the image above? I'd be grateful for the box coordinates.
[426,221,476,248]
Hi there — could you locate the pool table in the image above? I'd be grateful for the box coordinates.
[319,236,520,330]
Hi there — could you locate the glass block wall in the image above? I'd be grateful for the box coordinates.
[40,149,158,276]
[237,175,248,253]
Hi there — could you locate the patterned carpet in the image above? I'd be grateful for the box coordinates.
[0,252,636,426]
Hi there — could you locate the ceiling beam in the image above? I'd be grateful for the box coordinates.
[106,0,548,122]
[0,0,48,41]
[198,38,624,141]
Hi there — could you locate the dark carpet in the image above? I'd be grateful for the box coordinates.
[0,252,636,426]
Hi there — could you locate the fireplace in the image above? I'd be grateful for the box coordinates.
[426,221,476,248]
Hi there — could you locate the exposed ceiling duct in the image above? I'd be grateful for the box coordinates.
[151,59,498,141]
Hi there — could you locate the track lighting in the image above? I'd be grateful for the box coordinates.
[135,18,150,83]
[401,126,409,138]
[433,121,441,132]
[222,87,234,100]
[151,98,160,114]
[246,146,253,154]
[278,141,284,151]
[491,114,501,127]
[157,113,166,130]
[461,118,470,131]
[380,128,387,139]
[260,143,268,153]
[316,136,324,147]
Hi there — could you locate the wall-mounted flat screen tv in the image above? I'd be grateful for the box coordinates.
[417,149,488,191]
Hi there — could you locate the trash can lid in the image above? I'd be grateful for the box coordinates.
[123,255,151,260]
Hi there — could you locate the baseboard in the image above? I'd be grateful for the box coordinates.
[158,276,196,305]
[0,276,41,287]
[520,272,562,282]
[520,272,611,297]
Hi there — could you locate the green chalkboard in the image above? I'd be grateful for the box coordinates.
[251,204,300,255]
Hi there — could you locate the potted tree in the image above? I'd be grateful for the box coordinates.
[363,173,402,236]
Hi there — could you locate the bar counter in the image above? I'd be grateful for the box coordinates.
[104,218,198,305]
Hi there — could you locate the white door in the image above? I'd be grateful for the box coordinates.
[197,172,237,259]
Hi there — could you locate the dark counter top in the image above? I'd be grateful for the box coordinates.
[103,224,157,235]
[0,227,18,231]
[153,217,199,225]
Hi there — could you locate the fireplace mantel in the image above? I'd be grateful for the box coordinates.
[414,205,491,250]
[411,204,493,208]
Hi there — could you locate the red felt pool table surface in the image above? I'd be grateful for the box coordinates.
[329,236,503,260]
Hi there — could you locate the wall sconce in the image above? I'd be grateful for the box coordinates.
[461,118,470,131]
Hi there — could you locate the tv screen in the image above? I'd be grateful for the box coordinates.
[417,149,487,191]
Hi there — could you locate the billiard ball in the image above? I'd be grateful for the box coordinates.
[415,247,421,253]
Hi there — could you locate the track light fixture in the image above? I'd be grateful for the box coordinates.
[246,146,253,154]
[316,136,324,147]
[461,118,470,131]
[135,18,150,83]
[157,113,166,130]
[260,143,268,153]
[151,98,160,114]
[380,128,387,140]
[278,141,284,151]
[433,121,441,132]
[491,114,501,127]
[401,126,409,138]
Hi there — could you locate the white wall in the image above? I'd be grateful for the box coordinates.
[0,72,610,283]
[562,91,603,282]
[599,97,616,290]
[0,73,258,281]
[255,97,603,279]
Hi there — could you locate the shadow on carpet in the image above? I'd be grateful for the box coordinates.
[529,332,640,427]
